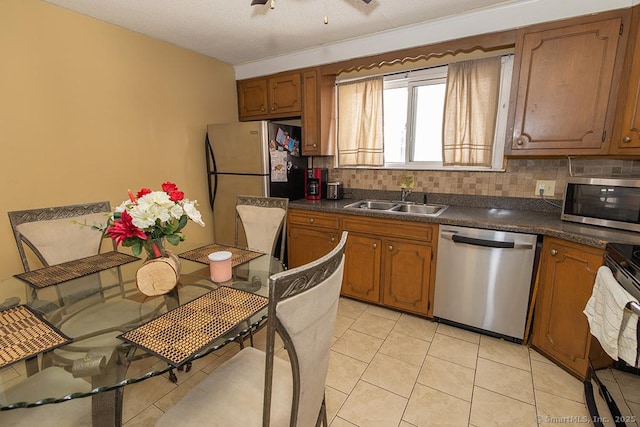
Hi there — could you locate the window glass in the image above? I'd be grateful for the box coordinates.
[382,87,407,163]
[412,83,446,162]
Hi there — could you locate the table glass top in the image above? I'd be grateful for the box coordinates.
[0,242,282,409]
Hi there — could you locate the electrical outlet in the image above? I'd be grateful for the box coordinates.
[535,180,556,197]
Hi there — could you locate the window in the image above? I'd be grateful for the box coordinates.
[336,55,514,171]
[384,66,447,165]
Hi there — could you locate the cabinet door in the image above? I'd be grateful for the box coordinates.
[269,73,301,115]
[508,18,622,155]
[238,79,268,119]
[531,237,603,379]
[288,225,339,269]
[611,8,640,154]
[342,234,381,303]
[302,70,320,155]
[382,239,432,316]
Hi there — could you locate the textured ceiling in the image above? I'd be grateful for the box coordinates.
[43,0,518,66]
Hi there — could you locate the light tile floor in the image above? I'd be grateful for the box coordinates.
[114,298,640,426]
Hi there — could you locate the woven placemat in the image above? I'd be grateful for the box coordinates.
[0,305,73,369]
[14,251,140,289]
[118,287,268,367]
[178,244,264,267]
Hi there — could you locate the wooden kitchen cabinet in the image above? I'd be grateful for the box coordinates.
[342,233,381,303]
[530,237,604,380]
[301,69,336,156]
[237,72,302,121]
[287,209,340,268]
[342,215,436,316]
[506,16,625,156]
[611,5,640,154]
[382,239,433,315]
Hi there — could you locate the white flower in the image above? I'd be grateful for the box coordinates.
[183,200,205,226]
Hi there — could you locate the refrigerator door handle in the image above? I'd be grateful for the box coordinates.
[206,133,218,210]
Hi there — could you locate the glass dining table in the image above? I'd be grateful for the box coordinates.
[0,242,283,427]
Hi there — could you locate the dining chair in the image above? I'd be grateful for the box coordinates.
[7,202,157,371]
[156,231,348,427]
[234,195,288,262]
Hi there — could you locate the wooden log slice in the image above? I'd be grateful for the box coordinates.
[136,257,179,296]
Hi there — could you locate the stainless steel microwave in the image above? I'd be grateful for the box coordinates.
[561,177,640,233]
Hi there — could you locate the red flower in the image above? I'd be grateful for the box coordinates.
[161,182,179,193]
[162,182,184,201]
[106,210,147,247]
[168,190,184,201]
[136,188,152,198]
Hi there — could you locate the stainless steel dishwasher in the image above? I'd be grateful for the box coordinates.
[433,225,539,342]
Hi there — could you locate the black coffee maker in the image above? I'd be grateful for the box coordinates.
[305,168,328,200]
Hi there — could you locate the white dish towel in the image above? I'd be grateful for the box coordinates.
[584,266,639,366]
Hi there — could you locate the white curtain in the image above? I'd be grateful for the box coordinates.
[442,57,502,166]
[337,77,384,166]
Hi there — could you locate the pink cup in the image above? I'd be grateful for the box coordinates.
[208,251,232,282]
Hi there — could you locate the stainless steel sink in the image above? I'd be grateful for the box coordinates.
[343,199,448,217]
[390,204,446,215]
[344,200,399,210]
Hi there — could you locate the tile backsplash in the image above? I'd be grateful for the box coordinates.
[313,157,640,200]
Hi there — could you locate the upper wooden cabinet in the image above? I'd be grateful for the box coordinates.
[611,5,640,155]
[301,69,335,156]
[506,16,626,156]
[237,72,301,120]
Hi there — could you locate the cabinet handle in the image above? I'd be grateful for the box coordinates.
[313,144,317,148]
[623,136,632,143]
[550,249,558,256]
[372,243,377,249]
[388,245,393,251]
[309,218,314,224]
[516,137,524,146]
[330,237,335,243]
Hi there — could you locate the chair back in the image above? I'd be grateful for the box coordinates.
[234,195,288,261]
[264,231,347,427]
[8,201,112,272]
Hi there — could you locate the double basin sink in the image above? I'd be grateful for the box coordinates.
[343,200,448,217]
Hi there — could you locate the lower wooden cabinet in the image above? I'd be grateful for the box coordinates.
[287,210,340,268]
[382,239,432,314]
[287,209,437,316]
[342,234,381,303]
[530,236,604,379]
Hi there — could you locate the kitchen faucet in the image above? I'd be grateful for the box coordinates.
[401,188,412,202]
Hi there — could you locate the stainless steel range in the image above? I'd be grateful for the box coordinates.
[584,243,640,427]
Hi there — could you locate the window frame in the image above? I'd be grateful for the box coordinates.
[335,55,513,172]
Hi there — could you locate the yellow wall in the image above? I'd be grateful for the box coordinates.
[0,0,237,277]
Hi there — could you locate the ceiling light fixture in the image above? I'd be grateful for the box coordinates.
[251,0,372,7]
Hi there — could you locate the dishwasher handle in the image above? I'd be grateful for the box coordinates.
[442,231,534,249]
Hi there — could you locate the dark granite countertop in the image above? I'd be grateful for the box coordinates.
[288,190,640,249]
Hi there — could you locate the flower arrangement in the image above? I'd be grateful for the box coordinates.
[105,182,205,257]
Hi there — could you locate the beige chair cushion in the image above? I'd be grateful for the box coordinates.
[156,346,293,426]
[236,205,285,255]
[16,212,108,266]
[0,367,92,426]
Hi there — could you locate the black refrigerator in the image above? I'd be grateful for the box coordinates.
[206,121,307,245]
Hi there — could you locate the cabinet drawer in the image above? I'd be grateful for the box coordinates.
[288,210,340,229]
[342,216,433,242]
